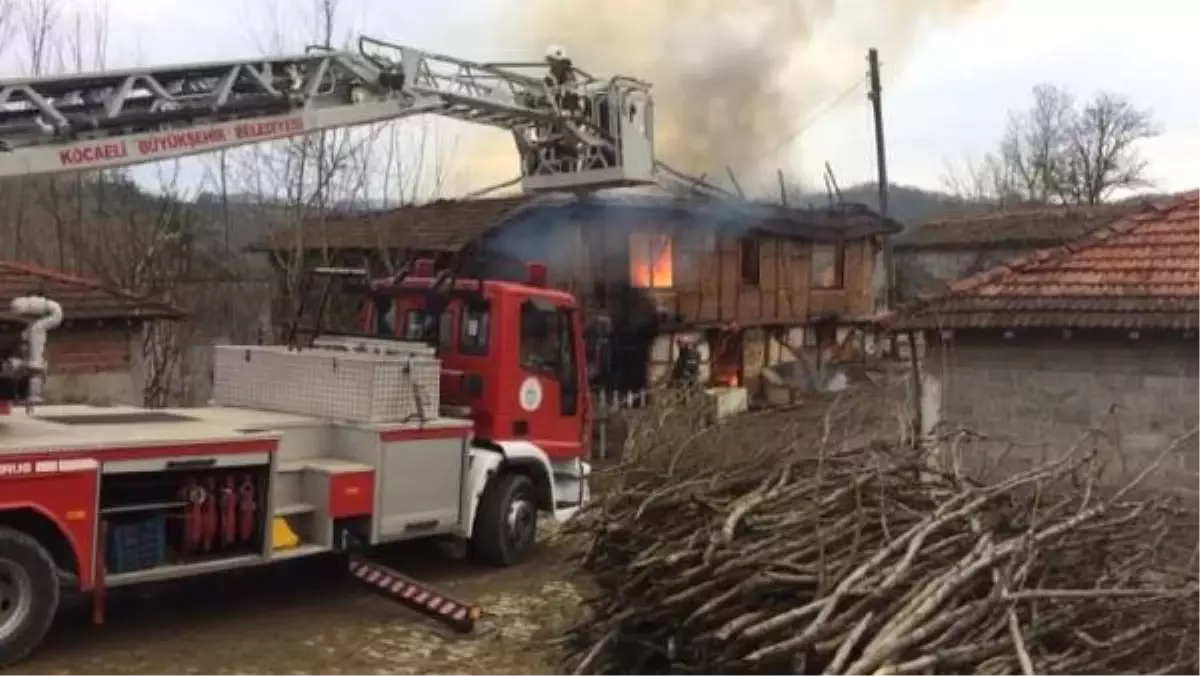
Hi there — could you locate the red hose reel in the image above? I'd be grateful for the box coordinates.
[179,478,205,556]
[178,472,257,557]
[238,474,257,543]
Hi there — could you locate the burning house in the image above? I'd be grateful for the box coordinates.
[252,190,900,399]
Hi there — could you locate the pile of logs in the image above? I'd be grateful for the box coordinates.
[561,386,1198,675]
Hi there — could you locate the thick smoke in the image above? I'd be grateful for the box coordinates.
[461,0,989,192]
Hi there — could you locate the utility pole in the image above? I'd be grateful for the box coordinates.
[867,48,893,309]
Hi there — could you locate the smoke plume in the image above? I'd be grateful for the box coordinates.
[459,0,990,193]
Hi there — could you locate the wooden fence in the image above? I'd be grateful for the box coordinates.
[590,388,653,462]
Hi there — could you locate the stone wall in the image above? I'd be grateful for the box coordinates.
[922,334,1199,492]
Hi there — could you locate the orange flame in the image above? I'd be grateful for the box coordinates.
[714,371,739,387]
[630,232,674,288]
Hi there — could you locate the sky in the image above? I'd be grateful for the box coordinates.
[0,0,1195,200]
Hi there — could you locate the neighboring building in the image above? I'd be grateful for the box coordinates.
[894,202,1145,302]
[252,190,901,396]
[0,262,184,405]
[890,191,1199,490]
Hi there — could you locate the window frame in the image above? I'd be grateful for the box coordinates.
[371,295,396,337]
[437,307,454,349]
[458,299,491,356]
[739,238,761,286]
[402,309,428,341]
[400,307,454,349]
[629,231,675,290]
[810,242,846,290]
[519,299,566,377]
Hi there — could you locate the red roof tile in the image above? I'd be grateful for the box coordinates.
[891,191,1200,331]
[0,262,185,324]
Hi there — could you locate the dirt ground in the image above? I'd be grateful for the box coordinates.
[4,532,586,675]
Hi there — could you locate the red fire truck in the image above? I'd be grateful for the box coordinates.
[0,36,656,667]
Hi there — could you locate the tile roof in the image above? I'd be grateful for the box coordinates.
[249,191,902,253]
[890,191,1200,331]
[0,262,186,324]
[895,201,1145,249]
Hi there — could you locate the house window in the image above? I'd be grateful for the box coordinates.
[629,232,674,289]
[739,239,760,286]
[811,243,845,289]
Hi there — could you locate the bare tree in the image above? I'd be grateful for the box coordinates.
[17,0,59,75]
[1001,84,1075,203]
[215,0,370,331]
[942,84,1160,206]
[1059,93,1160,204]
[940,154,1019,206]
[4,0,215,405]
[213,0,455,338]
[0,0,63,263]
[0,0,17,60]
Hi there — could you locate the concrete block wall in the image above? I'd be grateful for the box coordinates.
[924,336,1199,492]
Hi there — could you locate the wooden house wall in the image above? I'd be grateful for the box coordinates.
[475,215,879,328]
[682,235,878,325]
[269,216,881,333]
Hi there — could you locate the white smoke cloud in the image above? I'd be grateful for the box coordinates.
[446,0,992,195]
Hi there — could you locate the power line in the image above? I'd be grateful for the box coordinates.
[768,76,868,161]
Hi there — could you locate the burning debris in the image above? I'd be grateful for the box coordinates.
[558,385,1199,675]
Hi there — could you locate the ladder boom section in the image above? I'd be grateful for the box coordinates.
[0,37,656,193]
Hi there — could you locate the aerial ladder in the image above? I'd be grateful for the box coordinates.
[0,35,672,408]
[0,38,663,632]
[0,36,656,193]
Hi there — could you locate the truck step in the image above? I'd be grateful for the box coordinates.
[277,458,374,474]
[274,502,316,517]
[270,543,328,561]
[347,555,479,633]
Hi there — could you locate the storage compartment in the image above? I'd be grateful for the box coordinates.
[271,509,321,553]
[328,471,374,519]
[99,464,270,575]
[211,344,441,423]
[373,433,467,541]
[268,458,377,554]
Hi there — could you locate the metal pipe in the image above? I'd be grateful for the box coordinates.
[11,295,64,403]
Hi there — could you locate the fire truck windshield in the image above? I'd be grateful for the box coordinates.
[360,289,491,359]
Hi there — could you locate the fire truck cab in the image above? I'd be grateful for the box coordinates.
[0,262,592,667]
[351,260,591,463]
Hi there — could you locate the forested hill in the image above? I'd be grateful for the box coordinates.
[798,182,991,228]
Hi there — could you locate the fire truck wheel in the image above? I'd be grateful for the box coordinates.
[0,527,59,668]
[470,473,539,567]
